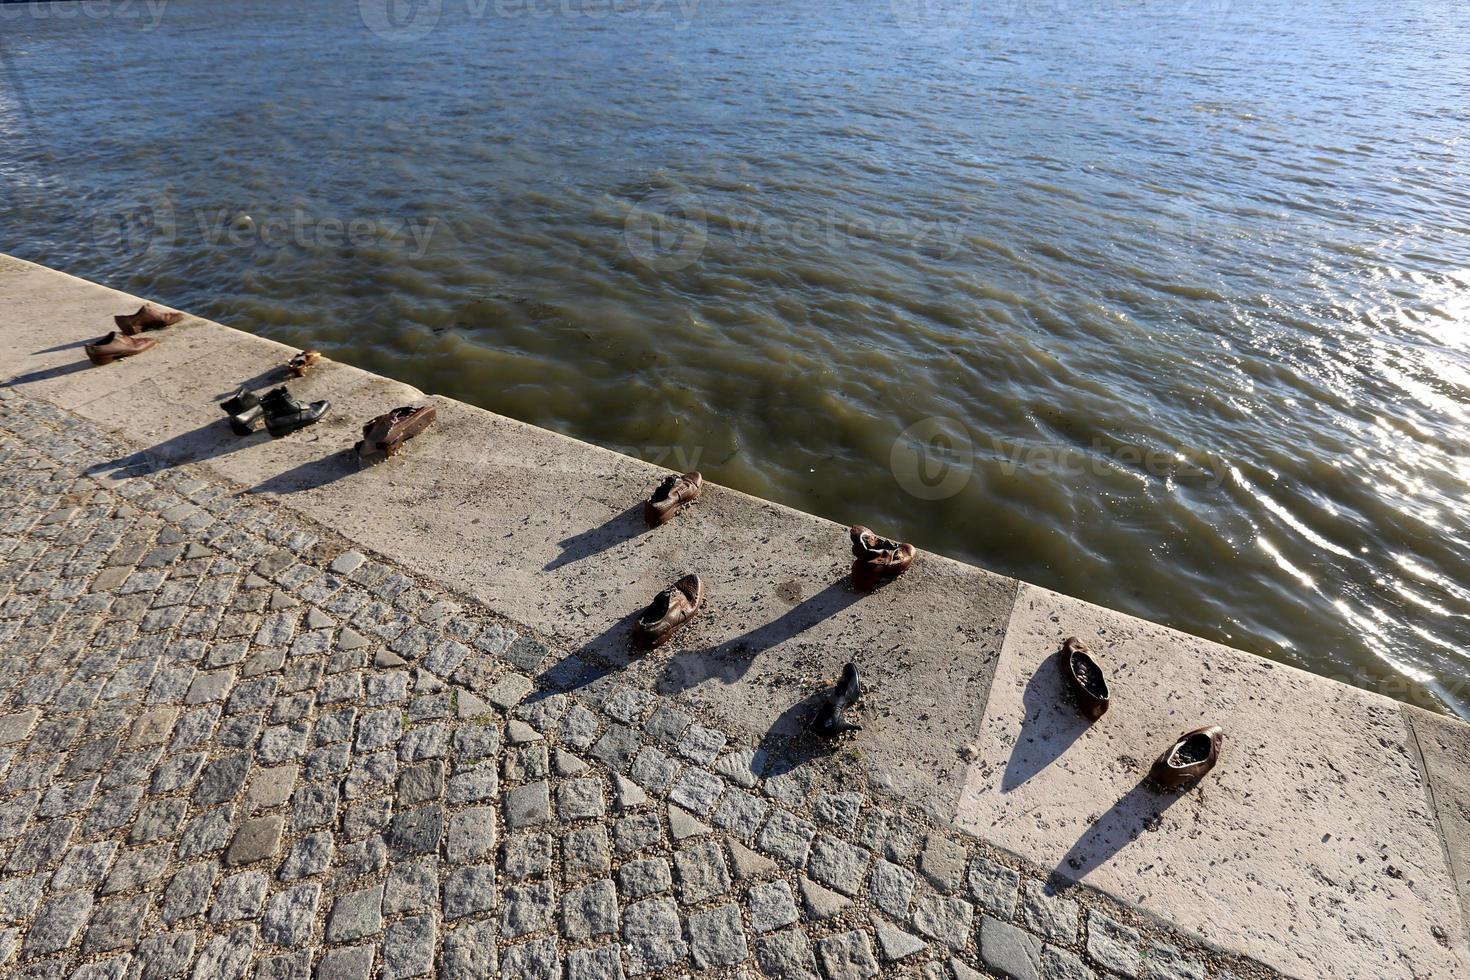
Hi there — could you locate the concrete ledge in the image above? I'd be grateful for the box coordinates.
[3,252,1466,978]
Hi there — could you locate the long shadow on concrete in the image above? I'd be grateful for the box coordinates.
[755,687,841,779]
[1051,775,1187,883]
[85,419,266,478]
[544,503,652,571]
[32,339,92,354]
[250,449,357,495]
[3,359,92,388]
[657,579,866,697]
[1002,649,1092,792]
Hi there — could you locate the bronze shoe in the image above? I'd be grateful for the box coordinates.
[632,574,703,649]
[355,405,437,466]
[114,303,184,335]
[1149,725,1224,790]
[644,471,703,526]
[1058,637,1110,720]
[85,331,157,366]
[849,525,916,591]
[288,349,321,377]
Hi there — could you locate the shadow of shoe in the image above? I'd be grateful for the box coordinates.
[1052,774,1187,882]
[3,360,92,388]
[544,503,652,571]
[1000,648,1093,792]
[249,449,356,495]
[657,579,865,698]
[84,418,267,479]
[31,339,93,355]
[754,687,843,780]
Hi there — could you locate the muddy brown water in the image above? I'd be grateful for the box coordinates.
[2,0,1468,715]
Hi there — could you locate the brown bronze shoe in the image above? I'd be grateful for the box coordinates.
[114,303,184,335]
[849,525,916,591]
[288,349,321,377]
[1149,726,1224,790]
[644,471,703,526]
[632,574,703,649]
[355,405,437,466]
[85,331,157,366]
[1058,637,1110,720]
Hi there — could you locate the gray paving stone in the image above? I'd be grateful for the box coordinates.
[981,915,1043,980]
[499,936,559,980]
[674,839,731,902]
[501,880,556,938]
[561,878,618,940]
[25,890,92,956]
[261,883,319,946]
[749,879,799,933]
[667,767,723,815]
[688,903,748,968]
[326,883,384,942]
[317,944,375,980]
[1043,944,1097,980]
[1142,943,1206,980]
[667,804,710,841]
[808,834,870,896]
[967,855,1021,917]
[209,869,268,922]
[912,892,974,951]
[502,833,553,880]
[440,919,498,980]
[390,804,444,856]
[622,896,687,974]
[629,746,676,795]
[444,864,497,919]
[755,928,821,980]
[563,825,613,880]
[383,913,437,979]
[84,893,149,952]
[920,832,968,893]
[869,858,916,919]
[448,805,498,863]
[134,930,196,980]
[504,781,550,829]
[817,929,881,979]
[812,791,863,831]
[756,808,816,866]
[193,924,258,980]
[874,919,926,962]
[226,813,284,866]
[1019,879,1080,943]
[1086,910,1143,978]
[566,945,623,980]
[618,857,672,899]
[799,876,850,921]
[277,831,333,880]
[50,840,118,891]
[161,861,217,924]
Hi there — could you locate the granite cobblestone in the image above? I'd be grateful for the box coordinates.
[0,394,1267,980]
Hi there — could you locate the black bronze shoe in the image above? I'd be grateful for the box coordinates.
[810,662,863,738]
[220,388,263,437]
[1058,637,1109,721]
[261,386,330,438]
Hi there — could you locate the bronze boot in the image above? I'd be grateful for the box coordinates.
[632,574,703,649]
[849,525,916,591]
[114,303,184,335]
[644,471,703,526]
[85,331,157,366]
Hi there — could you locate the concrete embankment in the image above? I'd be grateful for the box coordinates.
[2,252,1466,978]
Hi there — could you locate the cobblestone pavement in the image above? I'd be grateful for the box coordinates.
[0,389,1275,980]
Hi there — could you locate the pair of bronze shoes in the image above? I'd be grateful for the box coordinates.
[849,525,916,591]
[630,472,706,648]
[1059,637,1224,790]
[84,303,184,366]
[355,405,437,466]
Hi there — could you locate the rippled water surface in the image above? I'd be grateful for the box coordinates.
[3,0,1469,714]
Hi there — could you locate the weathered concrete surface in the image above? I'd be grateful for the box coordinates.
[3,252,1468,978]
[958,583,1469,978]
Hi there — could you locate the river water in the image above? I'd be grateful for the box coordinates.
[2,0,1468,715]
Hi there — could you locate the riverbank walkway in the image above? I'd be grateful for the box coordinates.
[0,253,1464,979]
